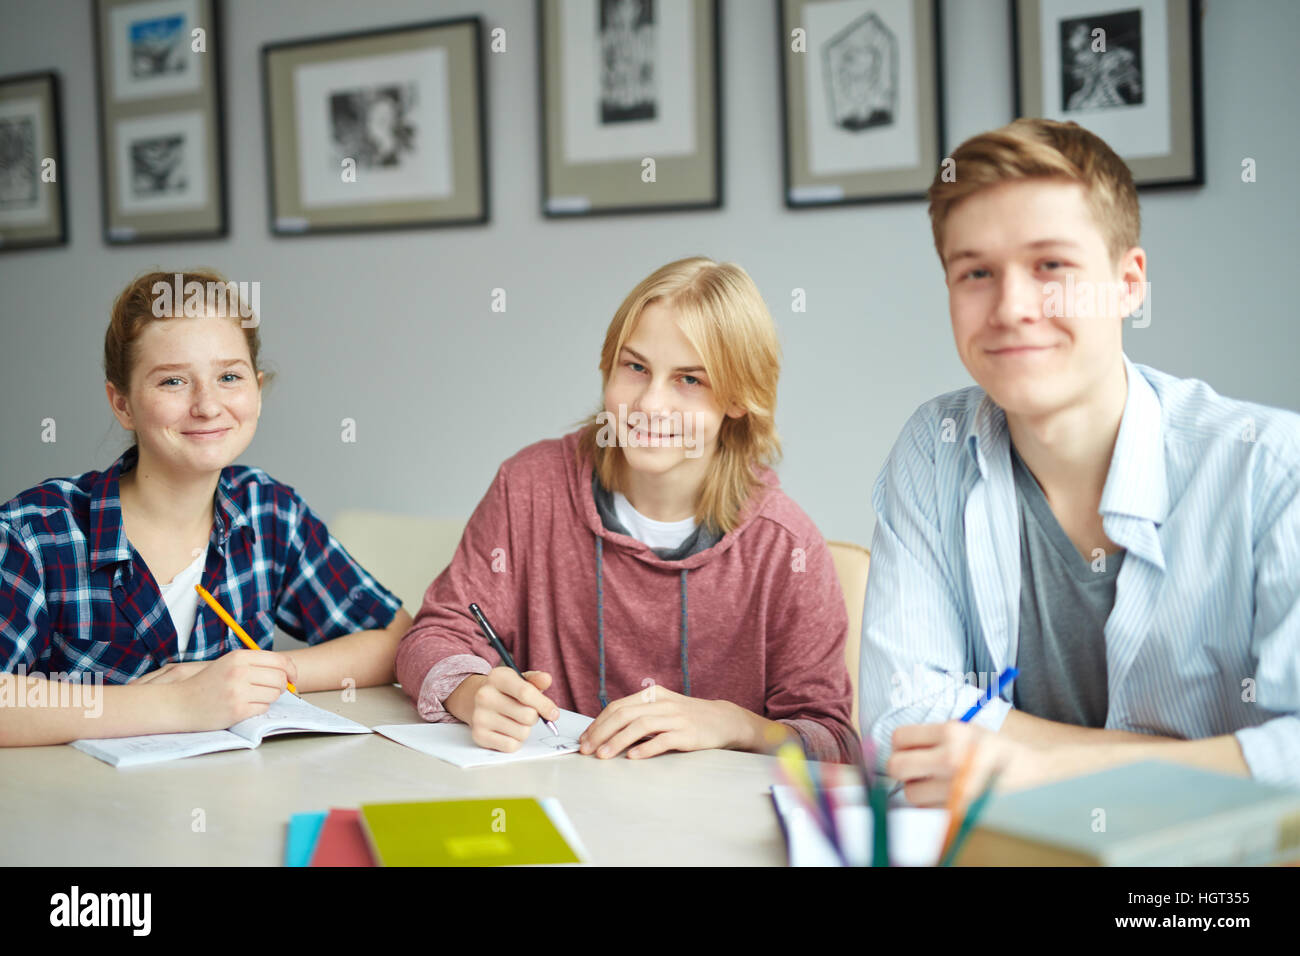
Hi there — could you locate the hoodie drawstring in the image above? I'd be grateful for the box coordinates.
[596,535,690,709]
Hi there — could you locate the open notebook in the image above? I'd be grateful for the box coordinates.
[375,708,595,769]
[772,784,950,867]
[71,692,371,768]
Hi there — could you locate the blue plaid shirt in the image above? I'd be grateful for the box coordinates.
[0,446,402,683]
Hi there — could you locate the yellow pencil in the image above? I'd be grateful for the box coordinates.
[194,584,298,694]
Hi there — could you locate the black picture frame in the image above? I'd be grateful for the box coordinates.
[261,16,489,236]
[0,70,69,252]
[538,0,723,218]
[778,0,945,208]
[92,0,229,244]
[1012,0,1204,189]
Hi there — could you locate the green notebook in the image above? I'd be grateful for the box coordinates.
[359,798,583,866]
[957,760,1300,866]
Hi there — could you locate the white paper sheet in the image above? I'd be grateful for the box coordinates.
[375,709,595,769]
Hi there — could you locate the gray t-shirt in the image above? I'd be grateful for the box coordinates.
[1009,444,1124,728]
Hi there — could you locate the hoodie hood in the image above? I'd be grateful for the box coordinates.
[559,428,783,708]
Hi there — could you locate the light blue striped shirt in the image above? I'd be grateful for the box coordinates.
[859,355,1300,787]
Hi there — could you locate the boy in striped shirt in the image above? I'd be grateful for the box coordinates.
[860,119,1300,803]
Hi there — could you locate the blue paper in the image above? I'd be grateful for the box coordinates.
[285,811,328,867]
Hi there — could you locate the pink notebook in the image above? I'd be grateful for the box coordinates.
[308,809,375,867]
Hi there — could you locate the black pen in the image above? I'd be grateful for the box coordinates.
[468,603,560,736]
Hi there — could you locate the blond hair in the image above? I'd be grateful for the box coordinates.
[928,118,1140,267]
[576,257,782,534]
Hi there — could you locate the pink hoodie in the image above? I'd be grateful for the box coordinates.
[395,430,857,762]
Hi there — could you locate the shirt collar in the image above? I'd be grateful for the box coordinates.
[964,393,1008,478]
[1099,355,1169,524]
[964,353,1169,524]
[88,447,135,571]
[88,446,255,572]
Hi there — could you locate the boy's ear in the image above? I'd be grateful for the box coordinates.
[1117,246,1148,316]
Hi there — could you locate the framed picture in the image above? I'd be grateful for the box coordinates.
[262,17,488,235]
[0,71,68,252]
[1013,0,1204,188]
[539,0,721,217]
[93,0,228,242]
[778,0,944,208]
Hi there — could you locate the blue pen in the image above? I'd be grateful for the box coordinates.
[959,667,1019,722]
[888,667,1019,799]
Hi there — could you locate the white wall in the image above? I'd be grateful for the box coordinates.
[2,0,1297,550]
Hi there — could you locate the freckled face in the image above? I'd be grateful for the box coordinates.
[108,313,262,477]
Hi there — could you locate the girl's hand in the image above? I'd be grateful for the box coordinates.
[579,685,743,759]
[164,648,298,732]
[130,661,211,685]
[464,668,561,753]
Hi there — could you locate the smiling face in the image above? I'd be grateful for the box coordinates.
[942,178,1144,422]
[107,313,262,479]
[603,299,740,483]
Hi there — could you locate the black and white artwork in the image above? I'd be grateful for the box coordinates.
[1029,0,1174,163]
[114,110,207,213]
[0,77,63,243]
[130,132,188,196]
[329,84,418,169]
[264,16,488,232]
[557,0,695,166]
[1060,9,1143,111]
[598,0,656,124]
[0,94,52,230]
[822,12,898,131]
[108,0,202,101]
[801,0,920,177]
[293,49,452,208]
[0,115,38,210]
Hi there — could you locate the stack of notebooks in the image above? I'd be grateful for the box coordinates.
[286,798,589,867]
[955,761,1300,866]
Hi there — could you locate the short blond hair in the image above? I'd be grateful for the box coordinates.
[576,257,782,534]
[928,118,1140,267]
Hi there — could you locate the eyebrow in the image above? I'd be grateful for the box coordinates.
[620,347,705,375]
[145,359,252,376]
[946,238,1085,265]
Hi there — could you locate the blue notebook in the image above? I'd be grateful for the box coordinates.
[285,811,328,867]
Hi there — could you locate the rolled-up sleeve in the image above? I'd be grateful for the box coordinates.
[0,522,48,673]
[273,493,402,644]
[1236,452,1300,786]
[859,409,992,770]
